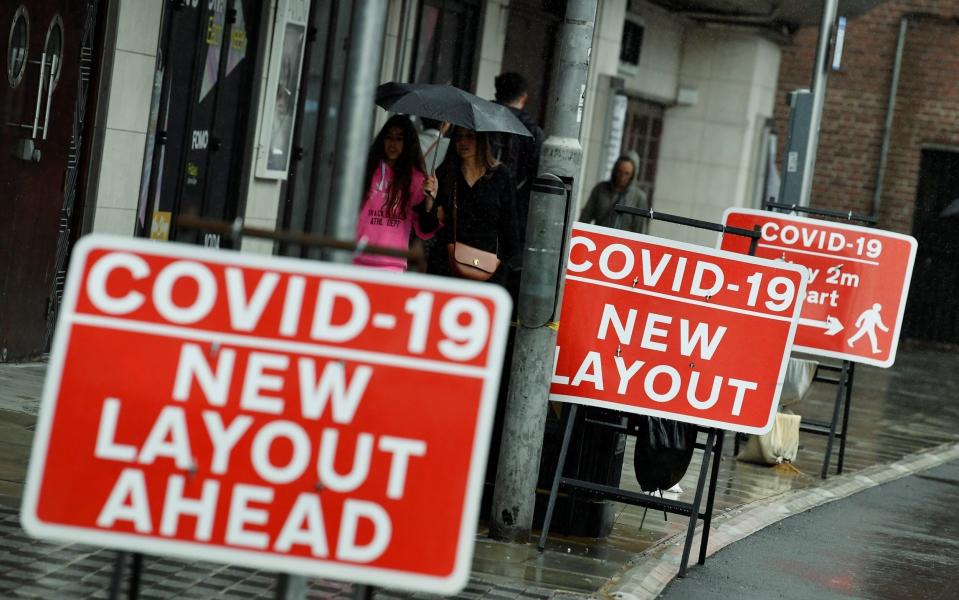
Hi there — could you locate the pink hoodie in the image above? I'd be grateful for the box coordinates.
[353,161,439,271]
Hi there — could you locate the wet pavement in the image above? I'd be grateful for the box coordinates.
[659,458,959,599]
[0,362,44,510]
[0,342,957,598]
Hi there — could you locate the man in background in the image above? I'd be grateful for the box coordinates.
[491,72,545,240]
[580,151,650,234]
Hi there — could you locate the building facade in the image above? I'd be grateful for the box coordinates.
[581,0,781,247]
[774,0,959,345]
[0,0,819,361]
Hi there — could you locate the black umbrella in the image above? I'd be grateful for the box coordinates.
[941,198,959,218]
[375,82,533,138]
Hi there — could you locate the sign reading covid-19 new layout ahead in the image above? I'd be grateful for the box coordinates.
[21,235,512,595]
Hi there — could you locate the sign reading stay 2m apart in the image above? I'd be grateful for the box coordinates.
[22,235,511,594]
[551,223,807,435]
[721,208,917,367]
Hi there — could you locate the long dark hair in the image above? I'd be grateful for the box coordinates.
[363,115,426,218]
[437,127,500,191]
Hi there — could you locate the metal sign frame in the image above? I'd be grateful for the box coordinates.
[724,201,913,478]
[539,207,764,577]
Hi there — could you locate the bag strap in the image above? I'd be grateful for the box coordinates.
[451,179,458,243]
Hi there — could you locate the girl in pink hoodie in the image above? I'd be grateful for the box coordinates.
[353,115,441,271]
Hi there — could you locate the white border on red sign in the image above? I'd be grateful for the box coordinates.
[550,222,808,435]
[719,207,918,368]
[20,234,513,595]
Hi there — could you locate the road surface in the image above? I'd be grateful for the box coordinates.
[661,459,959,599]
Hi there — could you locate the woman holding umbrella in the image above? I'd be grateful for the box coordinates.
[428,127,519,285]
[374,82,530,283]
[353,115,441,272]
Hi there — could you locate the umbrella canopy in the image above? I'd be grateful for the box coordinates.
[941,198,959,218]
[375,82,533,138]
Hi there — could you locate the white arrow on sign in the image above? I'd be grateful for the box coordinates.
[799,315,844,336]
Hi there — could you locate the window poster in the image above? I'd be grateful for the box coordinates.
[257,0,309,179]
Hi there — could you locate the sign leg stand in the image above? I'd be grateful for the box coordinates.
[678,430,716,578]
[352,584,374,600]
[108,551,126,600]
[820,361,849,479]
[128,553,143,599]
[837,362,855,474]
[274,573,307,599]
[106,551,142,600]
[697,430,724,565]
[538,404,579,551]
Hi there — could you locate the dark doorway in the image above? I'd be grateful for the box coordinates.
[500,0,563,126]
[0,0,101,361]
[903,149,959,345]
[140,0,260,248]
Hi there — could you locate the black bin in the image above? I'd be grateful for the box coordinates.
[532,405,626,538]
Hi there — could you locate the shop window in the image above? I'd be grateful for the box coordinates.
[412,0,479,90]
[7,6,28,87]
[622,98,663,203]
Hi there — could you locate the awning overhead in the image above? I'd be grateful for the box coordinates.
[647,0,887,31]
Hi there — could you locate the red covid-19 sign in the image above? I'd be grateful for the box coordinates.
[720,208,917,367]
[550,223,807,434]
[22,235,512,594]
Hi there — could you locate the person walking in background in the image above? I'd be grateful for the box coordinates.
[580,151,650,234]
[427,127,519,286]
[490,72,545,239]
[354,115,440,272]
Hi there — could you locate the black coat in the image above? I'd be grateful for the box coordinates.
[490,105,545,239]
[427,165,520,284]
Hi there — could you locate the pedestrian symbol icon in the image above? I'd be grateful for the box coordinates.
[847,303,889,354]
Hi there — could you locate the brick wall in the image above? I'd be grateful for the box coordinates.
[773,0,959,234]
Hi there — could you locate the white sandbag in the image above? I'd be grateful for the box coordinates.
[778,357,819,411]
[737,413,802,465]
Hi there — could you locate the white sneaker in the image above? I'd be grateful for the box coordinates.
[663,484,683,494]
